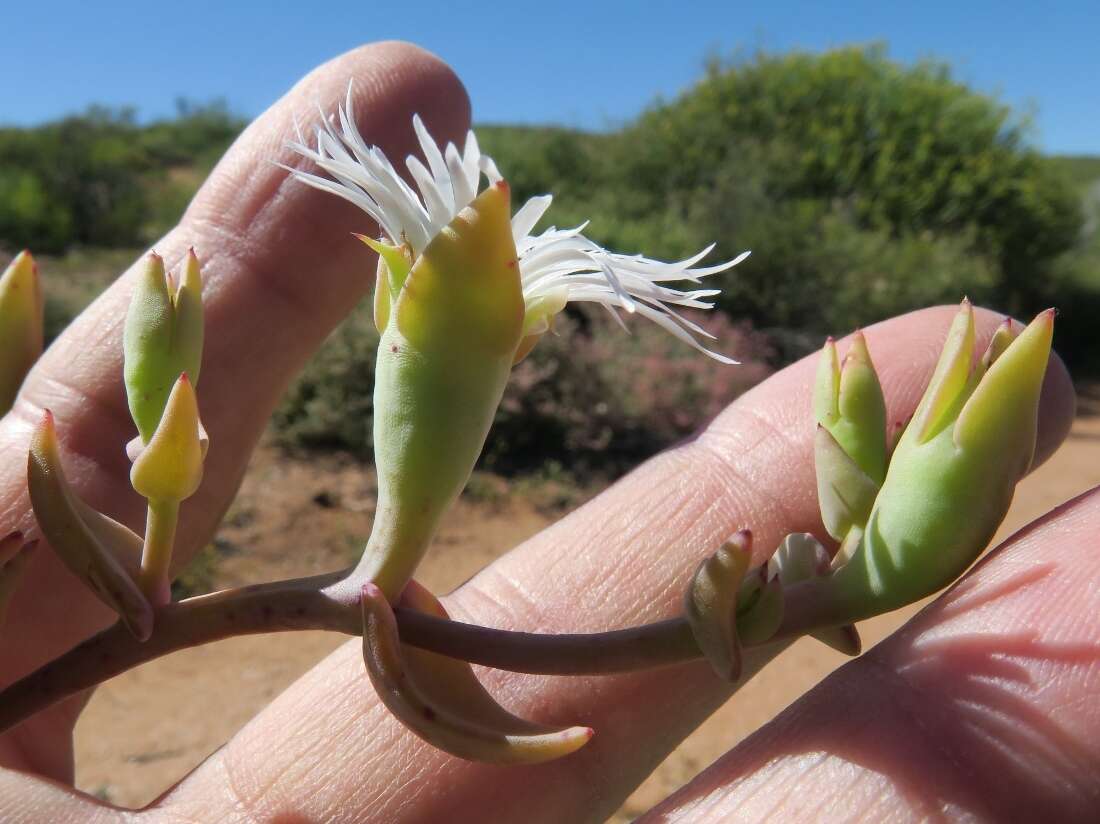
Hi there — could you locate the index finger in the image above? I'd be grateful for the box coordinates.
[0,41,470,775]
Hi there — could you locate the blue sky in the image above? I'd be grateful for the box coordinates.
[2,0,1097,154]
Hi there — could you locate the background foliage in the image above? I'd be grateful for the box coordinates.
[3,46,1098,474]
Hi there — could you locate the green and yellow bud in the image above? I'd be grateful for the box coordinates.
[813,332,887,544]
[355,235,413,334]
[813,332,888,485]
[358,181,525,598]
[829,302,1053,617]
[0,251,44,414]
[514,287,568,364]
[124,251,204,443]
[130,373,205,504]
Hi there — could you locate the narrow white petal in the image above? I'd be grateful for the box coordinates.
[511,196,553,244]
[445,142,475,210]
[406,155,452,229]
[479,154,503,184]
[461,131,482,193]
[413,114,452,206]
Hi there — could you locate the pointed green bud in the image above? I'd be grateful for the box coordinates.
[124,251,204,443]
[130,373,205,503]
[513,287,569,364]
[767,533,860,654]
[0,251,44,414]
[910,299,975,444]
[359,181,525,599]
[768,533,830,585]
[813,337,840,423]
[355,234,412,334]
[829,304,1054,616]
[980,317,1017,372]
[815,332,887,485]
[813,332,886,540]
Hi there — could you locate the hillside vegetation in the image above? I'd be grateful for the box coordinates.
[3,47,1098,474]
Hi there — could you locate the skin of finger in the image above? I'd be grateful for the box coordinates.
[150,306,1075,824]
[0,41,471,778]
[640,482,1100,824]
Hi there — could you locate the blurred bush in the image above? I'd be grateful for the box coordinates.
[274,304,772,479]
[481,46,1087,346]
[0,100,243,253]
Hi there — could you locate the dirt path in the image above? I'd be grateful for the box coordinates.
[74,410,1100,819]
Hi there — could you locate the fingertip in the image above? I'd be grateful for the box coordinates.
[1034,347,1075,468]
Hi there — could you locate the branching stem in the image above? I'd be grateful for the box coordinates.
[0,568,831,734]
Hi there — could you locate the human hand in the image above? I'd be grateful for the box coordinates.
[0,42,1089,823]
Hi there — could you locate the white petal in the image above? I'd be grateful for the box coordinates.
[511,196,553,244]
[445,142,475,211]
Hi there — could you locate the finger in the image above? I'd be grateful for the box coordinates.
[641,481,1100,822]
[0,41,469,774]
[156,306,1076,823]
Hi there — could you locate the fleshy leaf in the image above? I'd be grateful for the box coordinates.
[812,623,862,656]
[954,310,1052,464]
[814,425,880,541]
[684,532,752,681]
[399,581,592,740]
[980,317,1017,371]
[0,250,44,414]
[27,412,152,640]
[360,583,592,763]
[909,300,975,444]
[834,332,887,483]
[813,337,840,426]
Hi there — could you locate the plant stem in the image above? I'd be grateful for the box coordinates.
[392,609,700,674]
[0,567,842,734]
[138,499,179,606]
[0,570,353,734]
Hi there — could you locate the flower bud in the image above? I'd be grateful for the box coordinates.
[813,333,887,543]
[359,181,524,598]
[814,333,887,484]
[829,302,1053,616]
[768,533,860,654]
[130,373,205,503]
[0,251,44,414]
[124,251,203,443]
[355,235,412,334]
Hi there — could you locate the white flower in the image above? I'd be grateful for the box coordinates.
[286,88,749,363]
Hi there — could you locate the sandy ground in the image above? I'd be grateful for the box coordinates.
[73,407,1100,821]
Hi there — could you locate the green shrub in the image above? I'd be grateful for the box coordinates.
[273,304,772,478]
